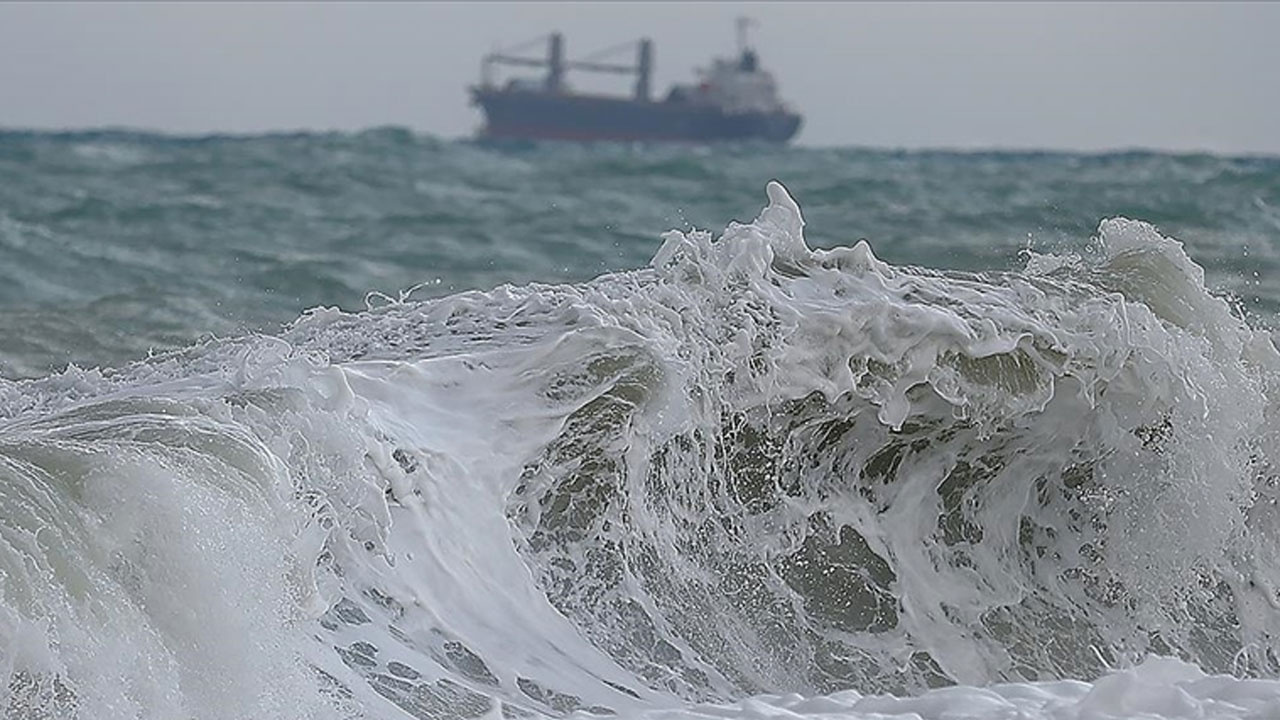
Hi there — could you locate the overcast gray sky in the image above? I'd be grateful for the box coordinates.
[1,2,1277,154]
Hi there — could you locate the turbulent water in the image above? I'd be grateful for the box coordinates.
[2,130,1280,719]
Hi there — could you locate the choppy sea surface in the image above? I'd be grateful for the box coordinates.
[2,128,1280,719]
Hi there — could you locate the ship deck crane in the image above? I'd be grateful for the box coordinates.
[480,33,654,101]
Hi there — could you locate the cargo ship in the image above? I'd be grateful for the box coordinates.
[469,19,802,144]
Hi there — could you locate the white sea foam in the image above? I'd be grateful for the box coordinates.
[626,656,1280,719]
[0,182,1277,718]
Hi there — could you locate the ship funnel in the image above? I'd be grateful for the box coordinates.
[635,38,653,101]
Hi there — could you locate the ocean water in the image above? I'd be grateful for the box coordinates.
[1,129,1279,719]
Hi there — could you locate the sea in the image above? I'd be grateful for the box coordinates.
[1,128,1279,719]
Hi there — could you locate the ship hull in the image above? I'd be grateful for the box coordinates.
[470,88,802,143]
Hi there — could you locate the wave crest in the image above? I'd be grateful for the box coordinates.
[2,183,1278,718]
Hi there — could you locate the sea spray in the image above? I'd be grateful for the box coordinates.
[509,182,1280,699]
[0,182,1278,718]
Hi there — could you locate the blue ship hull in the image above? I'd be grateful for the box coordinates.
[471,88,802,144]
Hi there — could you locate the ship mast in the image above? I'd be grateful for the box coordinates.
[736,16,757,55]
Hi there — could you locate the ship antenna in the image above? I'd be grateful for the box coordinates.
[736,16,757,54]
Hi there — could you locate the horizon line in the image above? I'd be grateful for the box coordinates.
[1,123,1275,162]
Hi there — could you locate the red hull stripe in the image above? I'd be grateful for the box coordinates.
[482,125,722,143]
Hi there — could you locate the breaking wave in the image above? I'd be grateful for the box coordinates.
[2,182,1278,718]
